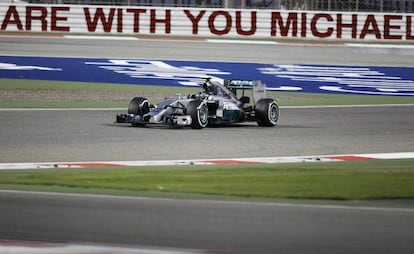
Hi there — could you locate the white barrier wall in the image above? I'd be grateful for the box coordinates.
[1,3,413,41]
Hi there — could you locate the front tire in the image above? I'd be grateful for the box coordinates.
[128,97,150,127]
[187,100,209,129]
[128,97,150,115]
[255,99,279,127]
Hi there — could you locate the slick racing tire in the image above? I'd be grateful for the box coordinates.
[128,97,150,115]
[187,100,209,129]
[255,99,279,127]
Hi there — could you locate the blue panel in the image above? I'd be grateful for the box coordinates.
[0,56,413,96]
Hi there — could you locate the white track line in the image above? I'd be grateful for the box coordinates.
[64,35,139,40]
[206,39,278,44]
[0,240,203,254]
[346,43,414,49]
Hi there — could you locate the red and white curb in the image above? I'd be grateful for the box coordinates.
[0,152,413,170]
[0,239,204,254]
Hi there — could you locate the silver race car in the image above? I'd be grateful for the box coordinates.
[116,78,279,129]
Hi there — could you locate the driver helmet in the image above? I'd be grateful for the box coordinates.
[202,82,212,93]
[202,78,214,94]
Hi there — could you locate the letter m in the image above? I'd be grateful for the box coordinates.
[271,12,298,37]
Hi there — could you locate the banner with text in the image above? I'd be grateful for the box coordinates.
[1,3,413,41]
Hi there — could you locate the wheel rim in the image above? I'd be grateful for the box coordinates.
[198,104,208,126]
[140,100,149,115]
[268,103,279,124]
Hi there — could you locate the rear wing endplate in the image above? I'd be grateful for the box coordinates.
[224,80,266,104]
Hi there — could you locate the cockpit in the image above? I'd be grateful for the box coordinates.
[202,80,232,97]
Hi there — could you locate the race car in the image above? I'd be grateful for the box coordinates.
[116,78,279,129]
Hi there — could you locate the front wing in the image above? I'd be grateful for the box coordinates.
[116,113,192,126]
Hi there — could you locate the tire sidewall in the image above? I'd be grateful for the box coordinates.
[255,99,279,127]
[188,100,208,129]
[128,97,149,115]
[267,101,279,125]
[197,101,209,128]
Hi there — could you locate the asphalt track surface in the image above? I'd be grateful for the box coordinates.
[1,106,414,163]
[1,36,414,253]
[1,190,414,254]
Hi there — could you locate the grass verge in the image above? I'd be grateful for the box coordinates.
[1,78,413,108]
[0,159,413,201]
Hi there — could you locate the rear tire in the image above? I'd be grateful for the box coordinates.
[128,97,150,115]
[255,99,279,127]
[187,100,209,129]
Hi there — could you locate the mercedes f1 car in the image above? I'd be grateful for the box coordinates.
[116,78,279,129]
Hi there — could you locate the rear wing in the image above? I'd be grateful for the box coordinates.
[224,80,256,89]
[224,80,266,104]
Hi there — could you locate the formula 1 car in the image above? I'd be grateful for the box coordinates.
[116,78,279,129]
